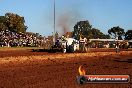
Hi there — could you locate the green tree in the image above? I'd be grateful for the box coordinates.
[73,20,92,40]
[108,26,125,40]
[73,20,110,40]
[0,16,6,23]
[91,28,110,39]
[0,23,8,31]
[0,16,7,31]
[125,30,132,47]
[5,13,27,33]
[125,30,132,40]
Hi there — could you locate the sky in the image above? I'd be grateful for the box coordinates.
[0,0,132,36]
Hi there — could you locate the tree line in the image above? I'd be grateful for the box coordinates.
[72,20,132,41]
[0,13,131,41]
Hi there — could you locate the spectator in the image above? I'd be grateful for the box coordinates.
[0,29,46,47]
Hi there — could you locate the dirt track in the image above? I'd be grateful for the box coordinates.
[0,48,132,88]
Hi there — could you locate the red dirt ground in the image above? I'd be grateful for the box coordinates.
[0,48,132,88]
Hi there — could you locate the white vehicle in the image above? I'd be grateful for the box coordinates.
[52,37,79,53]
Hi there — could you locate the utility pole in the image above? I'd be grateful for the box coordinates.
[53,0,56,45]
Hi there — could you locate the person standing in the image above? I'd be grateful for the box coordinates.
[116,42,120,53]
